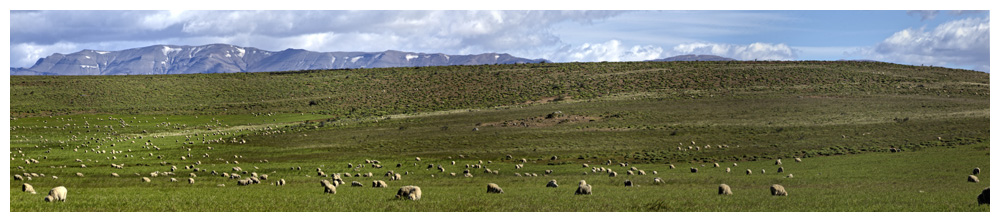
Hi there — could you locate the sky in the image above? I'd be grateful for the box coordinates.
[7,10,991,72]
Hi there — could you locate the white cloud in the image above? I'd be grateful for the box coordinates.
[671,42,798,60]
[11,42,80,68]
[851,17,989,72]
[547,40,664,62]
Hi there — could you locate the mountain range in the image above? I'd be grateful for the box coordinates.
[10,44,548,75]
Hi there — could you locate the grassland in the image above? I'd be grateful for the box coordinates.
[8,61,990,211]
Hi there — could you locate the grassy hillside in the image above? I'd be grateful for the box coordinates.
[9,61,990,211]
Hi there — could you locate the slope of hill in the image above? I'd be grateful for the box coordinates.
[10,44,547,75]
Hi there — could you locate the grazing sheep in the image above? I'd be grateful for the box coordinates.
[786,174,794,178]
[111,173,120,177]
[777,167,784,173]
[794,157,802,162]
[978,187,989,205]
[719,184,733,195]
[277,179,286,186]
[487,183,504,194]
[609,171,618,177]
[324,183,337,194]
[775,159,782,165]
[545,170,553,174]
[582,163,589,168]
[690,167,698,173]
[969,175,980,183]
[170,178,178,182]
[237,179,251,186]
[45,186,68,202]
[746,169,752,175]
[188,178,195,184]
[217,184,226,187]
[551,156,558,160]
[396,186,422,200]
[415,157,421,161]
[713,163,720,168]
[260,174,268,180]
[392,173,402,181]
[770,184,788,196]
[520,158,527,163]
[973,167,981,175]
[637,170,646,175]
[547,180,559,188]
[626,170,635,175]
[23,183,37,194]
[190,173,198,178]
[653,177,663,184]
[14,175,24,180]
[575,180,592,195]
[142,177,151,183]
[624,180,633,187]
[372,180,388,188]
[351,181,363,187]
[726,168,731,173]
[761,169,766,174]
[669,164,675,169]
[464,173,474,177]
[76,172,84,177]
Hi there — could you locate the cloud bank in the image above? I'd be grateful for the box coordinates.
[852,17,989,72]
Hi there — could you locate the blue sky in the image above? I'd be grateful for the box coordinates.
[8,10,991,72]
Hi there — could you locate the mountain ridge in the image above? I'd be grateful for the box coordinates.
[11,44,547,75]
[647,54,736,62]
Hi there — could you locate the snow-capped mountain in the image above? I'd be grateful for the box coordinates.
[11,44,548,75]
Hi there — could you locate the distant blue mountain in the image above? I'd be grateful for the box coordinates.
[11,44,548,75]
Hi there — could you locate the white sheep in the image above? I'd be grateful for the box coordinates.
[23,183,37,194]
[396,186,422,200]
[44,186,67,202]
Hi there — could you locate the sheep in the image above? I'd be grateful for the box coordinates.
[260,174,268,180]
[726,168,731,173]
[23,183,37,194]
[237,179,251,186]
[777,167,784,173]
[545,170,553,175]
[770,184,788,196]
[372,180,388,188]
[609,171,618,177]
[170,178,178,182]
[464,173,474,177]
[637,170,646,175]
[551,156,558,160]
[111,173,120,177]
[775,159,782,165]
[575,180,592,195]
[794,157,802,162]
[624,180,633,187]
[690,167,698,173]
[968,175,980,183]
[142,177,151,183]
[713,163,720,168]
[352,181,363,187]
[396,185,422,200]
[392,173,402,181]
[487,183,504,194]
[188,178,195,184]
[669,164,676,169]
[44,186,68,202]
[719,184,733,195]
[190,173,198,178]
[978,187,989,205]
[546,180,559,188]
[973,167,981,175]
[626,170,635,175]
[746,169,752,175]
[14,175,24,180]
[415,157,421,161]
[653,177,663,184]
[582,163,589,168]
[324,183,337,194]
[520,158,527,163]
[76,172,84,177]
[786,174,794,178]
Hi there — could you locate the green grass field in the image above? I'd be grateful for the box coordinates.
[8,61,990,211]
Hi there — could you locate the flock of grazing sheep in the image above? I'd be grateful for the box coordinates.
[13,151,991,206]
[9,115,990,208]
